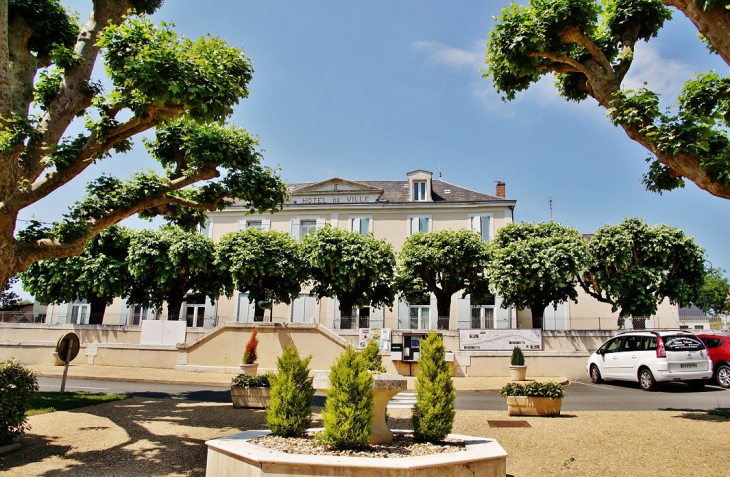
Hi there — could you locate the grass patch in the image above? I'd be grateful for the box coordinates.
[27,392,130,416]
[707,409,730,419]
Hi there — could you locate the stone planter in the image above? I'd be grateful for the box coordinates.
[206,429,508,476]
[53,352,64,366]
[231,386,271,409]
[509,365,527,381]
[506,396,561,416]
[239,363,258,375]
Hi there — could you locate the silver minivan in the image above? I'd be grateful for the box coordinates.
[587,331,714,391]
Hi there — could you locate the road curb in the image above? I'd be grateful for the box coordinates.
[36,372,232,388]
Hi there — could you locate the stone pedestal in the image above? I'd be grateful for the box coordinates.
[313,372,407,445]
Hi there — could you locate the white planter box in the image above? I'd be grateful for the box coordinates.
[230,386,271,409]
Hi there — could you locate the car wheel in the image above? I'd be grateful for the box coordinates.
[717,364,730,389]
[687,381,705,390]
[639,368,656,391]
[590,364,603,384]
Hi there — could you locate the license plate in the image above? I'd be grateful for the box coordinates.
[680,363,697,369]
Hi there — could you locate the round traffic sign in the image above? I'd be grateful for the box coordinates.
[57,332,80,363]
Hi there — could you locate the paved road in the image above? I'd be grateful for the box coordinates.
[38,377,730,412]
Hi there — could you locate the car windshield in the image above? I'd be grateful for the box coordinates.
[663,335,705,351]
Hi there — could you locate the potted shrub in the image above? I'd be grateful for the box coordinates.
[52,337,64,366]
[500,381,565,417]
[240,329,259,375]
[509,346,527,381]
[231,373,271,408]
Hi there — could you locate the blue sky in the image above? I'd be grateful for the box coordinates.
[15,1,730,298]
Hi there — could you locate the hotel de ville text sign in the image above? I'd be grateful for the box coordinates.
[293,194,374,205]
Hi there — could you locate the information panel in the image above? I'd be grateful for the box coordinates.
[459,329,542,351]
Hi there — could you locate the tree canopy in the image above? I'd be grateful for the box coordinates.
[396,229,491,323]
[488,221,589,329]
[485,0,730,199]
[0,1,287,291]
[215,228,308,320]
[580,217,705,327]
[696,267,730,316]
[303,226,396,319]
[0,275,22,309]
[126,227,228,320]
[19,225,131,323]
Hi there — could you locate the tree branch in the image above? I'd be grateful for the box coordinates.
[526,51,591,76]
[614,24,642,82]
[558,25,614,77]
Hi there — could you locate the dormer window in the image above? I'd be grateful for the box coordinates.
[413,181,427,201]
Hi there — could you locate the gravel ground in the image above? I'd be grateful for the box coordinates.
[1,398,728,476]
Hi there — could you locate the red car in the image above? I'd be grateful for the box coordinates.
[697,332,730,388]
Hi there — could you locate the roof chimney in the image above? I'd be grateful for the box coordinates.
[496,181,506,198]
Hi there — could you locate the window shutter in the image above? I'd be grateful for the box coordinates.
[420,217,429,233]
[482,216,491,241]
[261,219,271,231]
[351,217,360,233]
[397,296,409,329]
[456,295,471,330]
[237,220,246,231]
[495,295,511,329]
[371,306,384,329]
[203,298,217,328]
[316,218,326,230]
[471,216,481,234]
[429,293,439,329]
[56,303,68,324]
[360,218,370,235]
[119,298,129,326]
[409,218,418,236]
[291,219,301,241]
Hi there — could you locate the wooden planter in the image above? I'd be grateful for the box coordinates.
[506,396,562,416]
[509,365,527,381]
[231,386,271,409]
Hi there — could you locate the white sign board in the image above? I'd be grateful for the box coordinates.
[140,320,187,346]
[459,329,542,351]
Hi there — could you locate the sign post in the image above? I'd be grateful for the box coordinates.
[56,332,80,393]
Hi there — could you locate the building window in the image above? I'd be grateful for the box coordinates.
[238,220,262,231]
[413,181,427,201]
[351,217,371,236]
[470,215,492,241]
[409,306,430,329]
[408,216,430,236]
[69,304,89,324]
[341,306,370,330]
[199,219,211,237]
[301,220,317,237]
[131,306,150,326]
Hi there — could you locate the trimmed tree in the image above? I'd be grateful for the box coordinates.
[303,226,396,319]
[267,345,314,438]
[396,229,491,325]
[0,1,287,291]
[488,221,589,329]
[19,225,131,323]
[126,227,229,320]
[321,346,373,450]
[579,218,705,328]
[215,229,307,320]
[361,338,386,373]
[0,360,38,445]
[485,0,730,200]
[696,267,730,317]
[412,330,455,443]
[0,276,22,309]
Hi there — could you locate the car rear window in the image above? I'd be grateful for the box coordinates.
[663,335,705,351]
[701,338,724,349]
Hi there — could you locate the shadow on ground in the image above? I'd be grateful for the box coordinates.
[0,397,273,476]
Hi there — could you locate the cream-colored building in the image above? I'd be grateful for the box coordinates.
[207,169,518,332]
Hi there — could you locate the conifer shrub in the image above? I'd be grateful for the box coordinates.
[321,346,373,449]
[360,338,386,373]
[0,361,38,445]
[511,346,525,366]
[242,329,259,364]
[412,330,455,442]
[266,345,314,437]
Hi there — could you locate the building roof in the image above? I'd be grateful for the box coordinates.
[287,179,504,203]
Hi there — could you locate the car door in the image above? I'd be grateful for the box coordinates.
[616,334,643,379]
[600,337,624,379]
